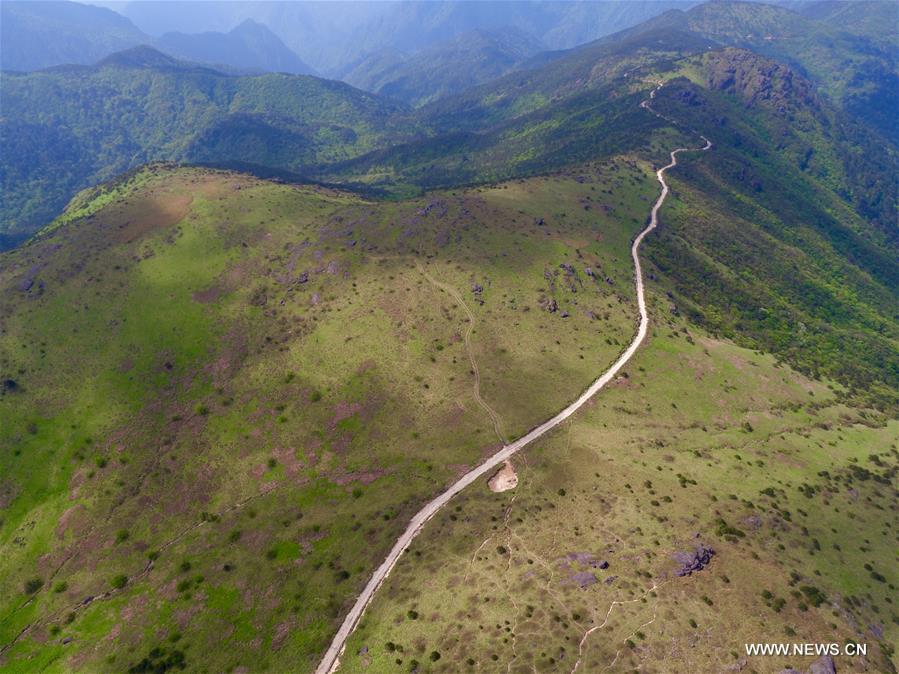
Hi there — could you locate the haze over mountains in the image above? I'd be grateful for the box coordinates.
[0,2,897,673]
[2,0,895,245]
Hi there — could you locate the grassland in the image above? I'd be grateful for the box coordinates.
[0,157,658,672]
[336,305,897,674]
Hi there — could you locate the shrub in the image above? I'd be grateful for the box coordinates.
[23,578,44,595]
[111,574,128,590]
[800,585,827,607]
[714,518,745,540]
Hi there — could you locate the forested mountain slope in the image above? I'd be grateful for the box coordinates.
[0,47,410,244]
[342,27,547,107]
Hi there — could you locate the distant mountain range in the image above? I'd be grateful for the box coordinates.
[154,19,315,75]
[100,0,702,74]
[0,0,146,71]
[1,1,315,75]
[341,27,549,106]
[3,0,704,77]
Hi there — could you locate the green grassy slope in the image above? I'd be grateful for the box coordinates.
[336,314,898,674]
[0,157,657,672]
[0,7,896,672]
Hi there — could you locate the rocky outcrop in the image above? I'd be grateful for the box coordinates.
[673,544,715,576]
[700,48,817,115]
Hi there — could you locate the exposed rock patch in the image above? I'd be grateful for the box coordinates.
[672,543,715,576]
[487,461,518,492]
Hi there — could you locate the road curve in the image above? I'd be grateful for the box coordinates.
[315,86,711,674]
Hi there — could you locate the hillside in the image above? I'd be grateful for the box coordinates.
[325,25,895,241]
[4,1,894,249]
[0,158,660,671]
[0,4,897,672]
[0,48,411,243]
[155,19,316,76]
[628,0,899,141]
[342,28,547,107]
[798,0,899,47]
[0,0,147,71]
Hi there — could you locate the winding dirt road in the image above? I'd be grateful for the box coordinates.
[315,86,711,674]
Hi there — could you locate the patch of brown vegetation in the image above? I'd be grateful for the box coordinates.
[192,284,226,304]
[109,193,192,244]
[332,469,386,486]
[272,446,304,477]
[56,505,89,540]
[330,401,363,428]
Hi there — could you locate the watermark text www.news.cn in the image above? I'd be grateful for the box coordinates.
[745,643,866,657]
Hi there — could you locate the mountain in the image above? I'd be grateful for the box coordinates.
[622,0,899,141]
[103,0,701,75]
[797,0,899,46]
[0,2,313,77]
[0,2,897,673]
[155,19,316,75]
[0,0,147,71]
[0,47,410,242]
[317,29,721,192]
[342,27,548,106]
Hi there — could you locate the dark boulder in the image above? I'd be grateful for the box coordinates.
[673,544,714,576]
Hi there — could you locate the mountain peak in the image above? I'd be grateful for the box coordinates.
[230,18,270,36]
[96,45,182,69]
